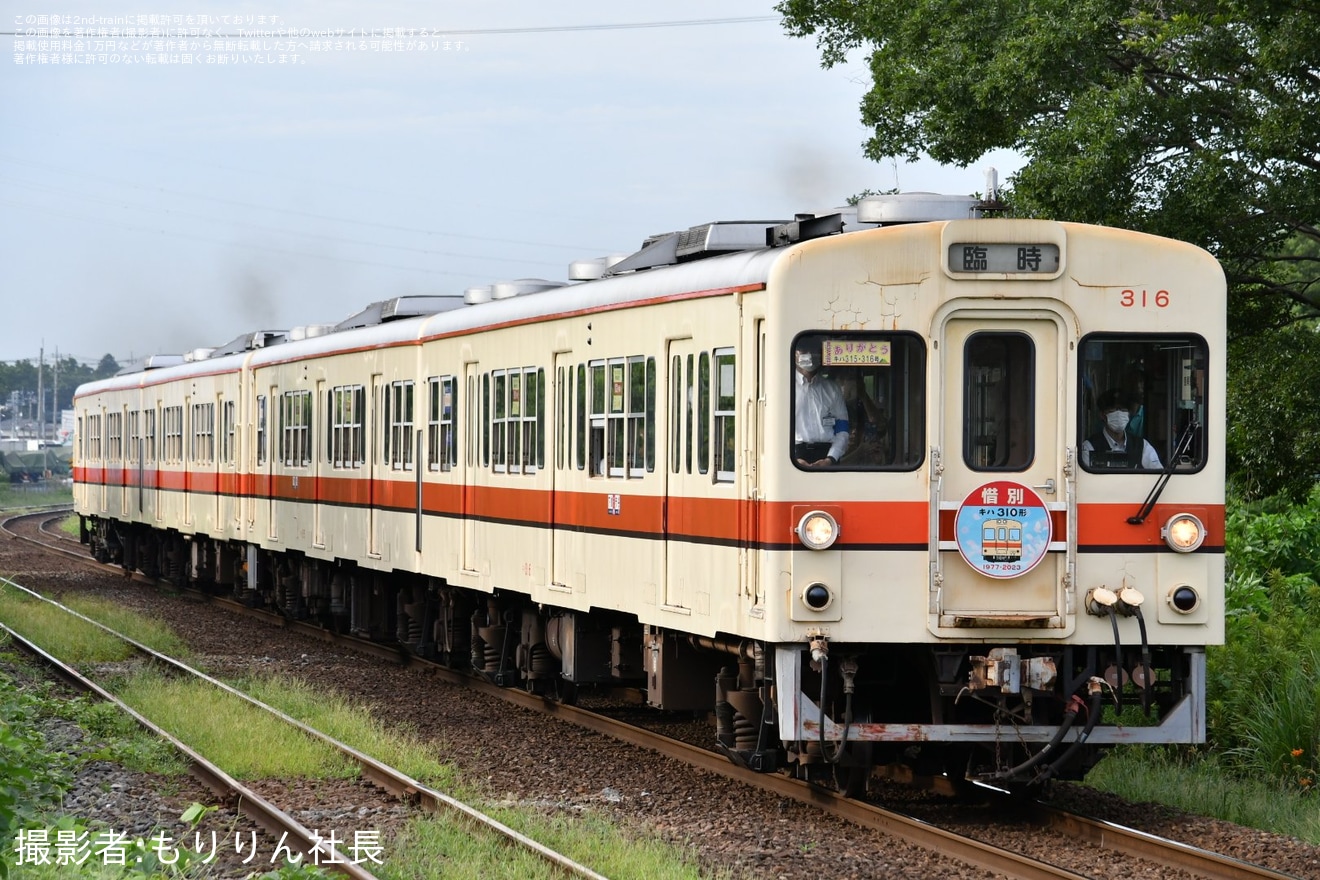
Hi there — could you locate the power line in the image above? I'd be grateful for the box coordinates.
[0,155,609,253]
[0,175,571,269]
[0,197,501,280]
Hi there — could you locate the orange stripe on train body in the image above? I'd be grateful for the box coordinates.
[74,469,1224,550]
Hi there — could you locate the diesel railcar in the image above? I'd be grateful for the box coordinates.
[73,193,1225,790]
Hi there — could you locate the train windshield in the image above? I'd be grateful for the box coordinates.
[791,333,925,471]
[1078,334,1209,473]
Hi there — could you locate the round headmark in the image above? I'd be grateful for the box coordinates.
[955,481,1052,579]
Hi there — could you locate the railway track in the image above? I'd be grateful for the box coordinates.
[1,518,609,880]
[2,509,1308,880]
[0,619,382,880]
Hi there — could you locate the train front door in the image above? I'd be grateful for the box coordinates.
[933,313,1071,632]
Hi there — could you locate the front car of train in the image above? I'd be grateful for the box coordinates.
[746,195,1225,789]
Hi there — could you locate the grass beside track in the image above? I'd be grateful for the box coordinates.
[1084,746,1320,844]
[113,670,359,780]
[0,601,715,879]
[0,482,72,512]
[0,583,135,665]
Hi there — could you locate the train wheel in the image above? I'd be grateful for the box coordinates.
[553,678,579,706]
[834,742,873,798]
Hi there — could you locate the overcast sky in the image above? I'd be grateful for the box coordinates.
[1,1,1022,369]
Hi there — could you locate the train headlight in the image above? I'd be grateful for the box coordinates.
[796,510,839,551]
[1162,513,1206,553]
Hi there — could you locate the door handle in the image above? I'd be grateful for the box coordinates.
[1034,478,1056,494]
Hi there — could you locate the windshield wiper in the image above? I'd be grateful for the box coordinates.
[1128,420,1200,525]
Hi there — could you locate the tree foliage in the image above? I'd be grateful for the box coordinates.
[0,355,115,418]
[778,0,1320,337]
[1226,321,1320,501]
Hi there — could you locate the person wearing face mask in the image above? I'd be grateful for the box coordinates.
[793,342,850,468]
[1081,389,1162,469]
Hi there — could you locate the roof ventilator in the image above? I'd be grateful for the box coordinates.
[856,192,983,224]
[768,213,844,247]
[568,254,628,281]
[334,296,465,331]
[606,220,785,275]
[210,330,290,358]
[490,278,567,300]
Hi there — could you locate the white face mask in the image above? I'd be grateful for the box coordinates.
[1106,410,1130,433]
[795,352,818,373]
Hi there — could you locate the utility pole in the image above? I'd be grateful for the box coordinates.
[37,344,45,442]
[53,348,59,442]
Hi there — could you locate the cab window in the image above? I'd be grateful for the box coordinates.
[1078,334,1208,473]
[790,333,925,471]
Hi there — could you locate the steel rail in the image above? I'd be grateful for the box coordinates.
[0,615,380,880]
[0,572,610,880]
[1026,802,1302,880]
[9,510,1304,879]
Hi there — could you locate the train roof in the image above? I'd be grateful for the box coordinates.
[73,193,1006,398]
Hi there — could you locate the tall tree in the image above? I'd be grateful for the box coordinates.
[778,0,1320,337]
[94,354,120,379]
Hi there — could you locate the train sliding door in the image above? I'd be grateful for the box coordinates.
[369,374,382,557]
[462,363,480,574]
[549,353,580,593]
[663,339,698,611]
[933,312,1070,632]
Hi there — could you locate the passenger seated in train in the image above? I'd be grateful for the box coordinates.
[1080,388,1162,469]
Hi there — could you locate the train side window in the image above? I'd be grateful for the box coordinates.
[670,355,681,474]
[496,366,540,475]
[107,411,123,463]
[191,403,214,465]
[964,332,1034,471]
[556,366,565,471]
[481,373,490,467]
[330,385,365,469]
[382,385,390,464]
[536,367,546,470]
[145,408,156,465]
[714,348,735,482]
[575,364,586,470]
[467,374,476,469]
[87,413,101,461]
[1078,334,1209,473]
[685,353,694,474]
[588,361,606,477]
[221,401,235,466]
[492,371,507,472]
[645,356,656,472]
[384,381,413,471]
[254,396,265,467]
[607,359,626,477]
[163,405,183,465]
[280,391,312,468]
[697,352,710,474]
[127,411,139,465]
[510,371,524,473]
[426,376,455,472]
[626,356,646,477]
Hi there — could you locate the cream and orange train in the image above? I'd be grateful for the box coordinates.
[74,194,1225,790]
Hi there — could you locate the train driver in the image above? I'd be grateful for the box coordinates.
[1081,388,1162,469]
[793,341,850,468]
